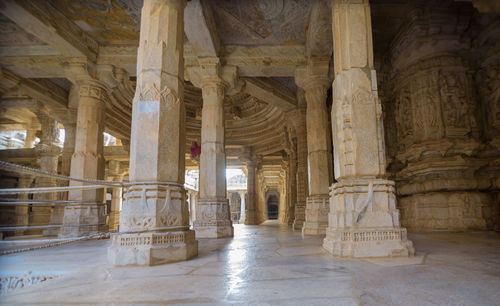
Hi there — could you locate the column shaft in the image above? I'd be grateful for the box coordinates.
[194,77,233,238]
[293,96,308,230]
[239,191,246,224]
[60,82,108,237]
[245,161,257,225]
[296,69,332,236]
[31,113,61,236]
[60,123,75,201]
[23,128,37,148]
[15,175,33,236]
[108,0,197,266]
[109,177,122,231]
[323,0,413,258]
[287,151,297,226]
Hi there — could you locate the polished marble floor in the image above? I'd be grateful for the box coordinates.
[1,221,500,305]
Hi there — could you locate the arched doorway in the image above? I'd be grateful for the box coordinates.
[267,195,279,220]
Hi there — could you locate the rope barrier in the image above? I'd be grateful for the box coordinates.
[0,160,122,187]
[0,160,185,188]
[0,223,107,231]
[0,184,107,195]
[0,161,191,256]
[0,232,110,256]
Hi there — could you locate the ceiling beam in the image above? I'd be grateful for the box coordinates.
[243,78,297,112]
[306,0,333,58]
[0,0,98,61]
[185,0,220,57]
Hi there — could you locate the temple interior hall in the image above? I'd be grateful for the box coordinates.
[0,0,499,304]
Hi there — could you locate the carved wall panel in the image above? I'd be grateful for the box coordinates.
[386,1,499,232]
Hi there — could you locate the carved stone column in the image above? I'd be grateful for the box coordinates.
[15,174,34,236]
[238,190,246,224]
[108,160,122,231]
[287,143,297,226]
[476,16,500,231]
[323,0,414,258]
[108,182,122,231]
[31,112,61,236]
[60,123,75,202]
[245,159,257,225]
[108,0,197,266]
[295,59,332,236]
[188,190,197,225]
[194,58,233,238]
[59,81,108,237]
[278,163,288,223]
[60,123,75,178]
[389,2,492,232]
[23,119,37,149]
[293,91,308,230]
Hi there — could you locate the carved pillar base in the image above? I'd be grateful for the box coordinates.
[293,202,306,230]
[194,199,233,238]
[108,184,197,266]
[323,179,414,258]
[60,203,108,237]
[108,230,198,266]
[302,195,329,236]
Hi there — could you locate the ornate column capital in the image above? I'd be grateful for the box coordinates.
[294,58,331,91]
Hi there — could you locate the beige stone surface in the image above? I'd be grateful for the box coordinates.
[1,222,500,305]
[0,0,499,266]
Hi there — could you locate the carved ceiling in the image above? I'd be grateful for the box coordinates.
[210,0,312,46]
[47,0,139,45]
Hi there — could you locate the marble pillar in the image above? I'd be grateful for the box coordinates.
[194,58,233,238]
[109,178,122,232]
[23,122,37,149]
[388,3,492,232]
[31,112,61,236]
[108,0,197,266]
[107,160,122,231]
[188,190,197,226]
[15,174,33,236]
[245,160,257,225]
[296,59,332,236]
[323,0,414,258]
[239,191,246,224]
[60,123,75,202]
[287,149,297,226]
[293,91,308,230]
[60,81,108,237]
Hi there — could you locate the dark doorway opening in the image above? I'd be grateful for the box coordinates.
[267,195,279,220]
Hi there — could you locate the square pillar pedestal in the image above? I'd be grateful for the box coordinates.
[323,179,414,258]
[302,195,329,236]
[108,184,198,266]
[194,199,234,238]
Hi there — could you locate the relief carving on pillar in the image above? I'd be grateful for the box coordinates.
[395,86,413,148]
[136,83,180,109]
[78,83,109,103]
[439,71,476,135]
